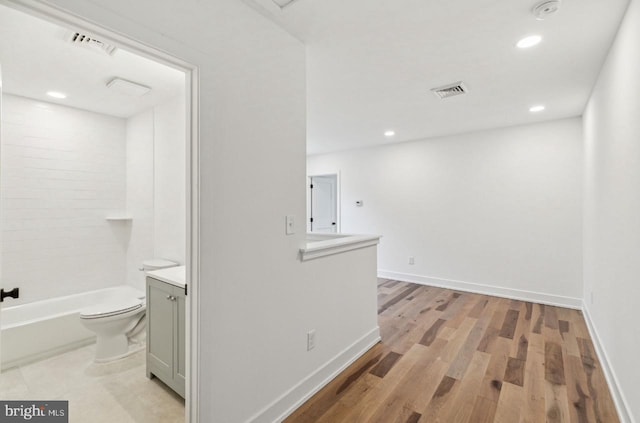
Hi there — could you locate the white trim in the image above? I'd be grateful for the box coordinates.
[300,234,381,261]
[581,303,636,423]
[186,66,201,423]
[0,2,201,422]
[248,327,381,423]
[378,270,582,309]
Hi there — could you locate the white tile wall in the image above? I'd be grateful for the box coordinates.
[1,94,127,306]
[125,95,186,291]
[153,95,185,265]
[125,110,154,290]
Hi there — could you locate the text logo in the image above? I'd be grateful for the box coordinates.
[0,401,68,422]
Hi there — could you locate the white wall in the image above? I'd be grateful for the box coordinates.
[583,0,640,421]
[308,118,584,306]
[125,95,186,290]
[42,1,354,422]
[1,94,127,305]
[125,109,154,290]
[153,95,185,264]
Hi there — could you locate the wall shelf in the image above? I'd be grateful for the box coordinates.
[105,215,133,221]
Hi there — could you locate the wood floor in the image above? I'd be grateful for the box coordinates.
[285,280,619,423]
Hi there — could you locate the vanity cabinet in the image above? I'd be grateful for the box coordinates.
[146,276,186,398]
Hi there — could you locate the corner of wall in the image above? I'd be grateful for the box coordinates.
[581,302,636,423]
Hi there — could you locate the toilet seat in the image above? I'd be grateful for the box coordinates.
[80,298,144,319]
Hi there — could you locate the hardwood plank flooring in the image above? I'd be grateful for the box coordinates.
[285,280,620,423]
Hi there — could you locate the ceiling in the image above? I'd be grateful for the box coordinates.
[0,4,184,118]
[247,0,630,154]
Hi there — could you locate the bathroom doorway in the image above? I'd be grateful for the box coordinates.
[0,2,199,422]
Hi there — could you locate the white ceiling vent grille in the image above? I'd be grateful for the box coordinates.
[67,31,117,56]
[431,82,468,99]
[107,78,151,97]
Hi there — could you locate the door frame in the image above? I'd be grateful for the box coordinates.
[0,1,201,421]
[308,172,340,233]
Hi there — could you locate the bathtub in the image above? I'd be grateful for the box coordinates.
[1,285,144,370]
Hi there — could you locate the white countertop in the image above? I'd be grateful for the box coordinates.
[300,233,381,261]
[146,265,186,288]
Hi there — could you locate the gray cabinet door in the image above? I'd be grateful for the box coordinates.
[146,277,186,398]
[147,278,174,384]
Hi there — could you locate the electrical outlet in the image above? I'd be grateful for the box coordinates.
[307,330,316,351]
[408,256,415,265]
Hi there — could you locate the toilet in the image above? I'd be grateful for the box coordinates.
[80,259,178,362]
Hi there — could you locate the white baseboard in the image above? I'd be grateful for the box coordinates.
[247,327,381,423]
[582,303,635,423]
[378,270,583,309]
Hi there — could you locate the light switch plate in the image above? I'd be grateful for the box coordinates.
[286,215,295,235]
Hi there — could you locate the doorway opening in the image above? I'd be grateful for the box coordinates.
[0,1,199,421]
[309,174,339,233]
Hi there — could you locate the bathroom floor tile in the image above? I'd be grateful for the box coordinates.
[0,367,29,399]
[0,345,185,422]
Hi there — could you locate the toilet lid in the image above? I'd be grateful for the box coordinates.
[80,298,144,319]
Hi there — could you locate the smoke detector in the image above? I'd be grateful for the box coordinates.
[431,82,468,100]
[532,1,561,20]
[67,31,117,56]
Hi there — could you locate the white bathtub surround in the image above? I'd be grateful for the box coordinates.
[300,233,381,261]
[1,286,142,370]
[125,95,186,291]
[1,94,127,306]
[125,109,155,291]
[153,96,186,265]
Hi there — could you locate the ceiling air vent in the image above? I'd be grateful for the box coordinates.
[107,78,151,97]
[431,82,468,100]
[67,31,117,56]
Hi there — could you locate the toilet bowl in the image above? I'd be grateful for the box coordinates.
[80,258,179,362]
[80,298,146,362]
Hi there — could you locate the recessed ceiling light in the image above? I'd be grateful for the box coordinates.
[384,130,395,137]
[517,35,543,49]
[47,91,67,99]
[529,105,546,112]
